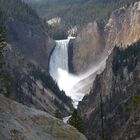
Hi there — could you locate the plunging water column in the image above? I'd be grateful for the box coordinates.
[49,39,69,82]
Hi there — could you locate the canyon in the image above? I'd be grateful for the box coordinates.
[49,1,140,107]
[48,2,140,139]
[0,0,140,140]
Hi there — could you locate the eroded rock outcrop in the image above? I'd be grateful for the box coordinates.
[71,1,140,73]
[71,22,104,74]
[105,2,140,48]
[0,94,87,140]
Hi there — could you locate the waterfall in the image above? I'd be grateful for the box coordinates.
[49,37,107,108]
[49,39,70,82]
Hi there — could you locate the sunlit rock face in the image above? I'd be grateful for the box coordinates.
[105,2,140,48]
[71,2,140,74]
[72,22,104,74]
[47,17,61,27]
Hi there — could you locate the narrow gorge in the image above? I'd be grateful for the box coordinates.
[0,0,140,140]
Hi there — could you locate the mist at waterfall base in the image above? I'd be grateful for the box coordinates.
[49,37,107,108]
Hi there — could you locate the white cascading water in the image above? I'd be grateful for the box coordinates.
[49,39,69,81]
[49,37,109,108]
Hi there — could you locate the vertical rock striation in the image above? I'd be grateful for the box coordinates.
[70,1,140,74]
[71,22,104,74]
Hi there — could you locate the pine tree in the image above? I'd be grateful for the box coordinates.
[55,109,62,120]
[125,95,140,120]
[0,26,12,97]
[0,26,6,94]
[68,109,85,133]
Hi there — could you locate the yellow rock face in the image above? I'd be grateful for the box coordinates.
[105,2,140,48]
[72,2,140,74]
[73,22,104,73]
